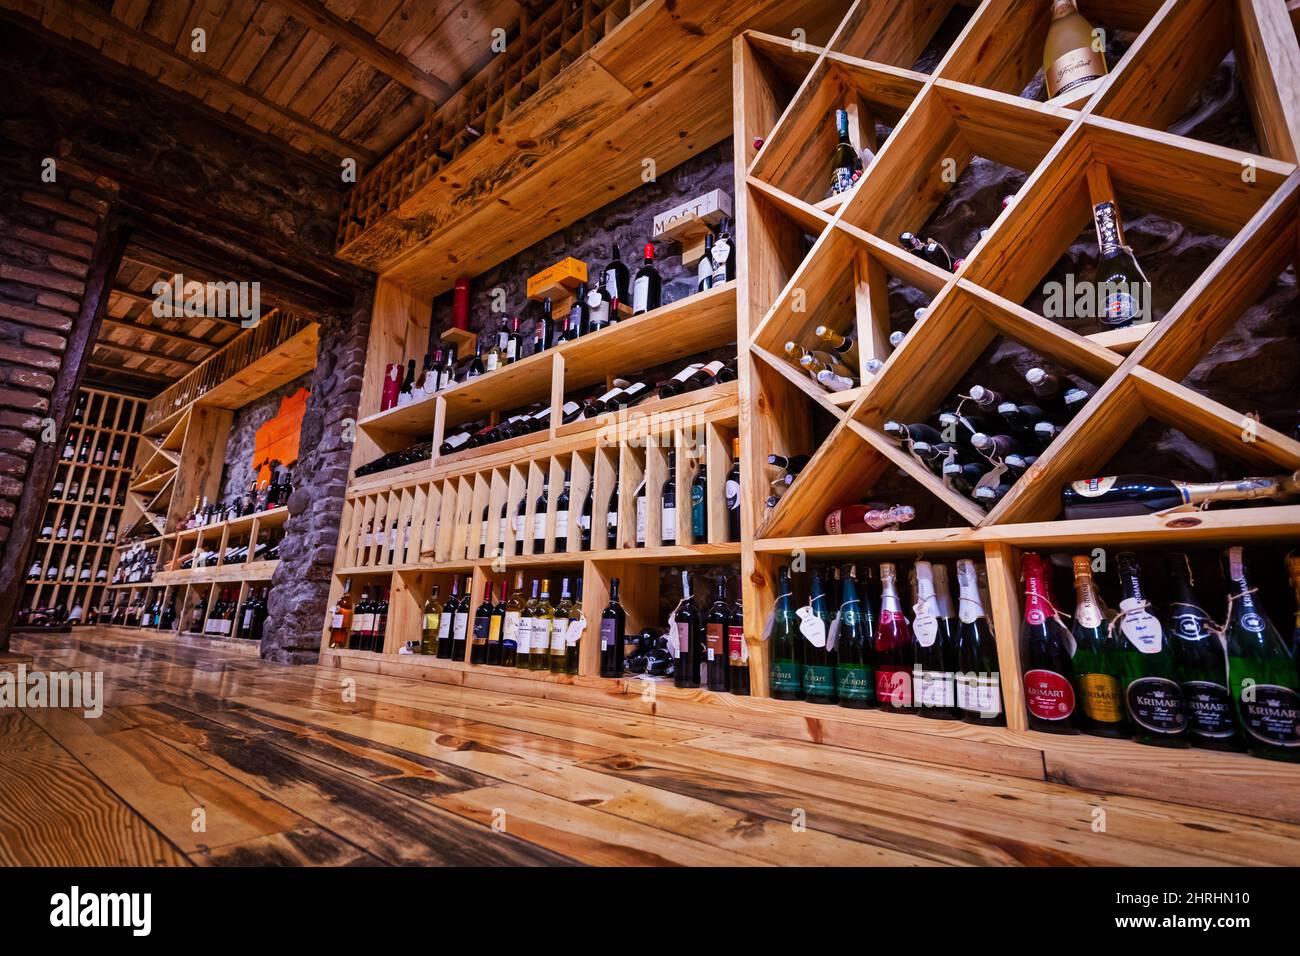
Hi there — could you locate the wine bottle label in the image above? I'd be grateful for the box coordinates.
[564,617,584,647]
[632,276,651,313]
[1126,677,1187,735]
[876,667,912,707]
[836,664,873,701]
[802,663,834,696]
[635,497,646,543]
[704,623,726,662]
[578,512,591,530]
[916,670,956,709]
[672,621,690,658]
[513,514,524,537]
[668,364,702,385]
[1079,672,1124,723]
[498,518,507,543]
[661,506,676,541]
[599,618,617,652]
[354,613,374,634]
[1024,669,1075,720]
[1119,598,1163,653]
[1183,681,1236,739]
[728,624,747,663]
[1239,684,1300,746]
[771,660,801,694]
[436,612,453,644]
[555,510,569,539]
[955,672,1001,715]
[725,478,740,512]
[1076,603,1104,628]
[452,612,468,642]
[607,510,618,530]
[479,523,488,548]
[1046,47,1105,98]
[472,615,490,646]
[711,239,730,282]
[516,618,533,654]
[243,610,254,631]
[1069,476,1117,497]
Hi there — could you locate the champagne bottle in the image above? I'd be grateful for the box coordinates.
[600,577,627,678]
[835,564,876,709]
[1062,472,1300,519]
[1223,547,1300,761]
[1043,0,1107,99]
[823,504,916,534]
[829,107,863,195]
[875,562,914,712]
[912,561,959,719]
[1069,555,1127,737]
[673,571,703,688]
[801,568,836,704]
[954,559,1003,725]
[705,576,731,692]
[1020,553,1077,733]
[769,565,803,700]
[1114,552,1188,747]
[1167,553,1240,751]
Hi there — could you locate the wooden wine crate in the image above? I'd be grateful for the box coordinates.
[319,0,1300,825]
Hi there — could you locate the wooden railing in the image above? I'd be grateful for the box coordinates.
[142,309,312,431]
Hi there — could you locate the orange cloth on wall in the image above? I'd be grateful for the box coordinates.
[252,387,309,484]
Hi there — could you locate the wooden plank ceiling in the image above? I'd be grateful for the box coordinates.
[6,0,531,168]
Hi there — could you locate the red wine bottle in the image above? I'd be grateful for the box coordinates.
[1019,552,1077,733]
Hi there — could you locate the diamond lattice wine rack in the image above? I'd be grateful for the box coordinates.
[322,0,1300,822]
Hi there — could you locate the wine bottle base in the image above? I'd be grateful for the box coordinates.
[804,695,837,705]
[1081,724,1130,739]
[1132,734,1191,749]
[771,690,803,701]
[961,712,1005,726]
[1028,721,1078,735]
[1247,746,1300,762]
[918,708,960,720]
[838,699,876,710]
[1188,736,1246,753]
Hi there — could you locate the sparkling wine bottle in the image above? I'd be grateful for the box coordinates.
[1020,552,1077,733]
[769,565,803,700]
[823,503,916,534]
[1166,553,1241,752]
[1069,555,1128,738]
[1062,473,1300,519]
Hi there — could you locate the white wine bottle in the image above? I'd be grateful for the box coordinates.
[1043,0,1106,99]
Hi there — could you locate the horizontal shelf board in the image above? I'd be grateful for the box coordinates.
[151,559,279,586]
[757,506,1300,553]
[334,542,742,578]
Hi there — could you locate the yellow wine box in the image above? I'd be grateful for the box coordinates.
[527,257,588,301]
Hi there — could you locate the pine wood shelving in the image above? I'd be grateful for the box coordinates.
[320,0,1300,823]
[18,387,145,626]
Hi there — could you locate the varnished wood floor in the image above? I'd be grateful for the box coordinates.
[3,628,1299,866]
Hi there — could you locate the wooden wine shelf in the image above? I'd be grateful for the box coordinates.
[318,0,1300,825]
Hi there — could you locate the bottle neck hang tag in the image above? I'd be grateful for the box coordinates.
[795,604,827,648]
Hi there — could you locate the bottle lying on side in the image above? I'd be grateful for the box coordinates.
[1062,473,1300,519]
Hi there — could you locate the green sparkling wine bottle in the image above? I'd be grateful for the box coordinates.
[1114,552,1188,748]
[1224,547,1300,761]
[769,565,803,700]
[801,568,836,703]
[1167,553,1241,752]
[835,563,876,709]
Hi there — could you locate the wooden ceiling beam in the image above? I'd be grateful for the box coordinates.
[109,283,245,327]
[92,341,199,372]
[264,0,455,103]
[11,0,376,164]
[100,315,222,353]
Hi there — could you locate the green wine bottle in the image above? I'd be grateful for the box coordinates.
[1167,553,1240,751]
[1069,555,1128,738]
[1114,552,1188,748]
[769,565,803,700]
[801,567,836,703]
[1224,547,1300,761]
[835,564,876,709]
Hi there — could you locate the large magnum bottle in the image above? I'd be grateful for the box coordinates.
[1063,472,1299,519]
[1069,555,1128,738]
[769,565,803,700]
[1223,547,1300,761]
[1166,553,1240,751]
[911,561,958,719]
[954,559,1003,725]
[1020,553,1077,733]
[1114,552,1188,748]
[801,568,836,704]
[835,564,876,709]
[875,562,914,713]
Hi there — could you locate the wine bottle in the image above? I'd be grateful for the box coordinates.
[420,585,441,655]
[1043,0,1107,98]
[1062,473,1300,519]
[829,107,863,195]
[769,565,803,700]
[1166,553,1240,751]
[815,325,859,369]
[603,245,631,313]
[348,588,370,650]
[1020,552,1077,733]
[954,559,1003,724]
[1223,547,1300,761]
[875,562,914,713]
[705,576,731,691]
[1114,552,1188,747]
[689,464,707,543]
[660,452,677,546]
[656,362,706,399]
[1069,555,1128,737]
[606,475,620,549]
[726,437,742,541]
[549,578,573,674]
[517,579,540,669]
[451,577,471,660]
[912,562,959,719]
[823,503,916,534]
[532,579,555,672]
[587,281,613,332]
[836,564,877,709]
[554,471,571,553]
[697,233,715,293]
[632,243,661,315]
[673,571,703,688]
[486,580,507,665]
[633,471,648,548]
[728,594,749,696]
[801,568,836,703]
[329,583,353,649]
[711,219,735,286]
[1289,553,1300,658]
[600,577,627,678]
[1092,200,1146,327]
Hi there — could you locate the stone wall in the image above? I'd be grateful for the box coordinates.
[261,291,373,663]
[217,372,313,504]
